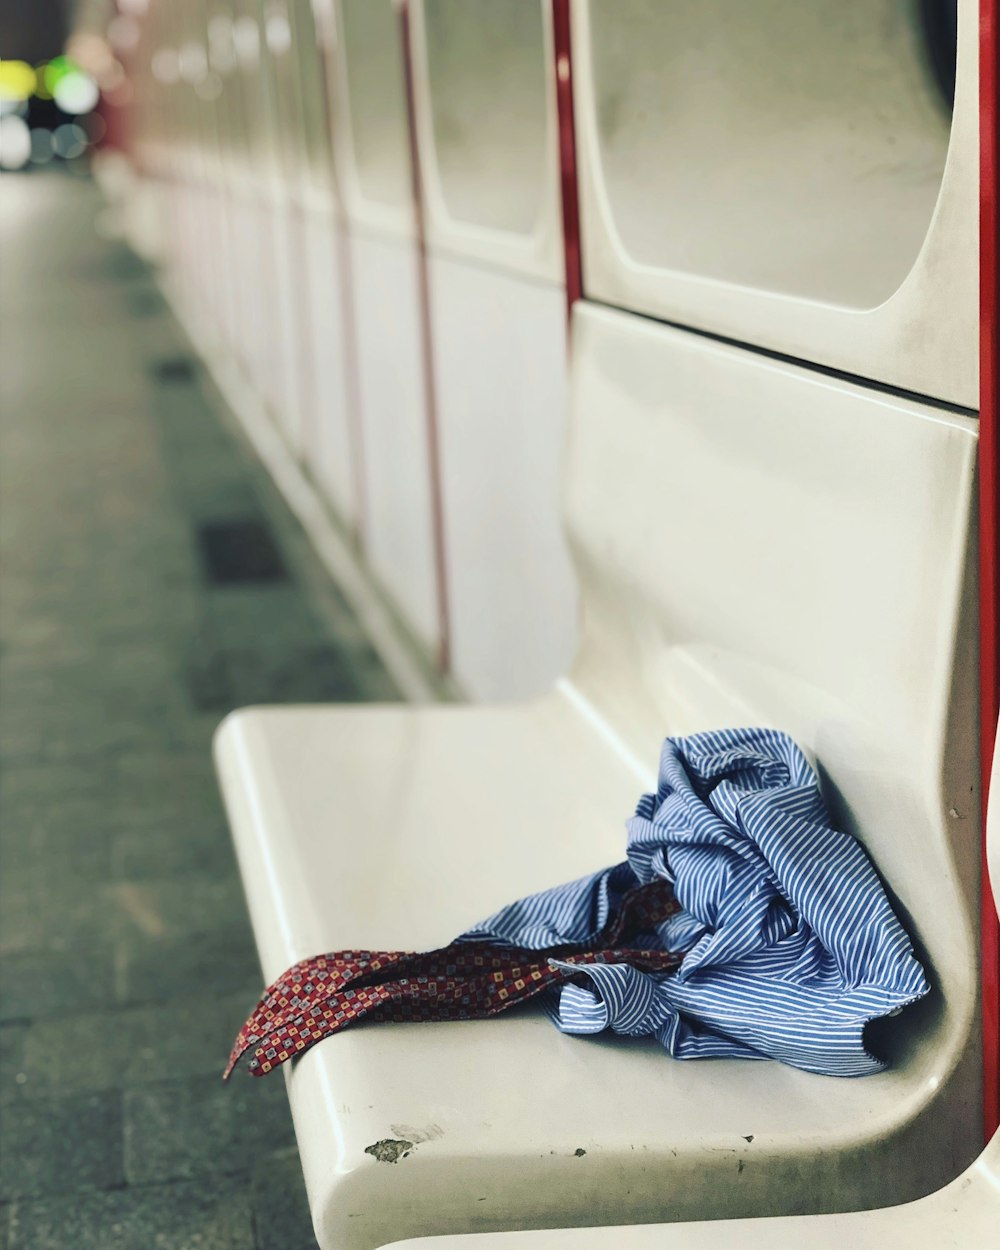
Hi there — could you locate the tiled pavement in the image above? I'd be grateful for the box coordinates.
[0,172,400,1248]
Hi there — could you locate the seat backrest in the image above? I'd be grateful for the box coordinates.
[564,301,980,1071]
[571,0,977,407]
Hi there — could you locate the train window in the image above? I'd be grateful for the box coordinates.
[261,0,305,181]
[288,0,334,191]
[585,0,955,311]
[422,0,549,236]
[338,0,412,212]
[207,11,244,168]
[232,2,272,174]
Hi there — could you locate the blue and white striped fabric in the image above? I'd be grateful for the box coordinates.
[460,728,930,1077]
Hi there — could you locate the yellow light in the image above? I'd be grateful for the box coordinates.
[34,64,53,100]
[0,61,37,103]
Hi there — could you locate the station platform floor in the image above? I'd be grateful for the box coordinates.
[0,171,399,1249]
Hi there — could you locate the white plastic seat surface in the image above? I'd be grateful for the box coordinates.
[216,304,981,1249]
[217,695,974,1250]
[390,1135,1000,1250]
[368,710,1000,1250]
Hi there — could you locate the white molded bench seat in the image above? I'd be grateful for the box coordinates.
[216,305,982,1249]
[215,696,973,1249]
[216,697,649,977]
[347,722,1000,1250]
[389,1134,1000,1250]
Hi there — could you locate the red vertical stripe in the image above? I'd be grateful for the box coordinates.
[980,0,1000,1142]
[400,0,451,674]
[552,0,583,322]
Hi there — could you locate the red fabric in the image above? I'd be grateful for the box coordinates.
[226,879,683,1079]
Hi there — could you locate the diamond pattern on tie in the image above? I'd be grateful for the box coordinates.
[226,879,682,1078]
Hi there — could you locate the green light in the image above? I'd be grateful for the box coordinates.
[42,56,80,97]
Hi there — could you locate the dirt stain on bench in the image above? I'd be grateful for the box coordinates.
[391,1122,444,1144]
[365,1138,414,1164]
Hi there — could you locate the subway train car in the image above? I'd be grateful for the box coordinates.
[65,0,1000,1246]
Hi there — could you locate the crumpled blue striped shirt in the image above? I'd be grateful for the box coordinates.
[460,727,930,1077]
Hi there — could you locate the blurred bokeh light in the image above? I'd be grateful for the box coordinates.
[0,52,105,171]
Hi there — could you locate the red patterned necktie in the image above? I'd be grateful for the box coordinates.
[226,878,683,1079]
